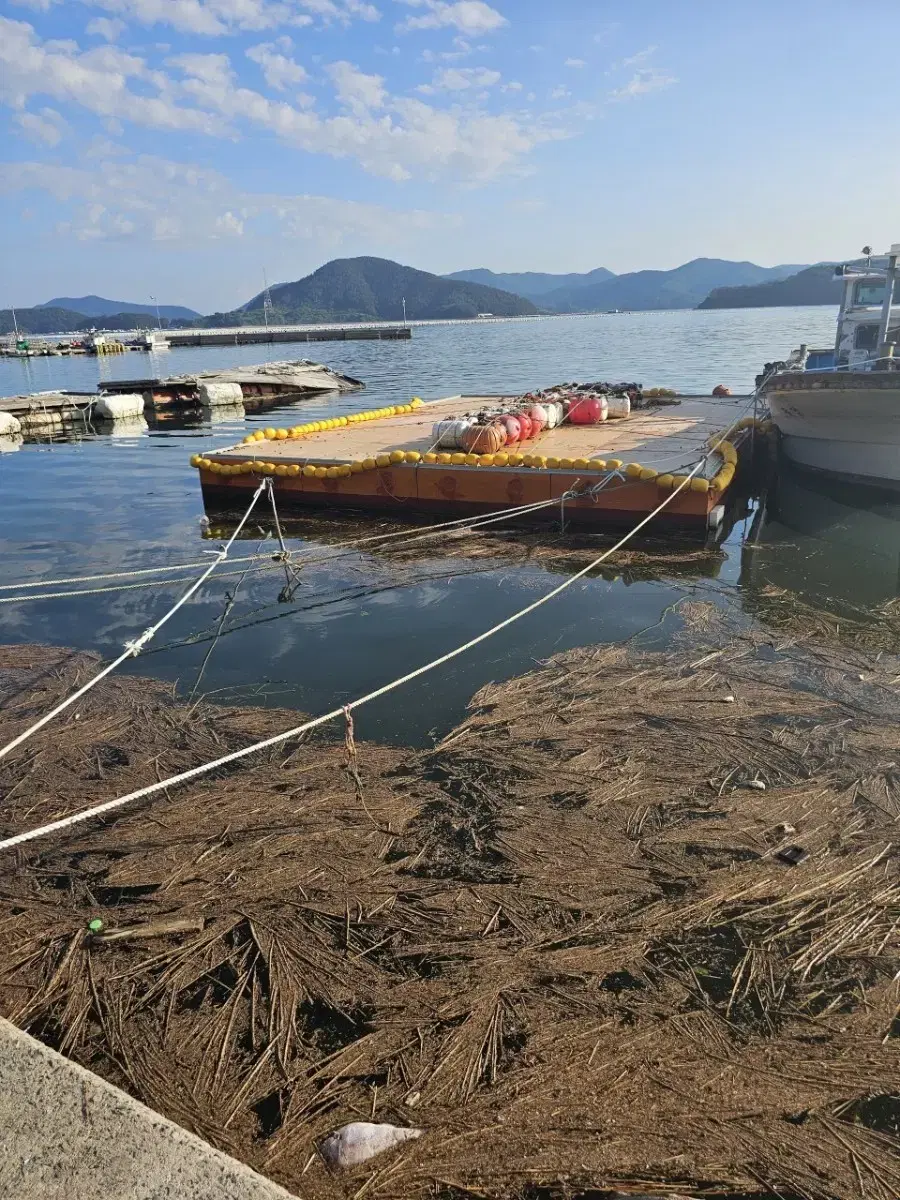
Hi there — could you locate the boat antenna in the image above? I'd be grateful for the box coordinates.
[11,306,20,340]
[862,244,873,268]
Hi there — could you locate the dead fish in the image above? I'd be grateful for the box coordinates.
[320,1121,423,1169]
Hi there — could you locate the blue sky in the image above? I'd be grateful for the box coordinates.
[3,0,900,312]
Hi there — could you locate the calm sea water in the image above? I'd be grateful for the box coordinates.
[1,308,897,745]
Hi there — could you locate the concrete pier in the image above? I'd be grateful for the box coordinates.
[165,324,411,347]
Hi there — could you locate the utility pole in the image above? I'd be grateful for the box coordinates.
[262,269,273,333]
[149,295,162,331]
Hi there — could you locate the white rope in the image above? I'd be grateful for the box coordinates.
[0,481,268,765]
[0,406,751,853]
[0,555,271,592]
[0,564,288,605]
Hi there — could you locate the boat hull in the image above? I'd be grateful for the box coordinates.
[765,372,900,487]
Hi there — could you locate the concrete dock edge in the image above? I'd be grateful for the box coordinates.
[0,1017,298,1200]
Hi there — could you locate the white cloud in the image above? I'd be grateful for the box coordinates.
[420,36,483,62]
[0,153,452,249]
[86,16,125,39]
[1,18,566,186]
[500,80,521,92]
[620,44,657,68]
[246,39,308,91]
[549,85,570,100]
[0,17,227,134]
[418,65,501,93]
[397,1,506,35]
[13,107,67,146]
[326,60,387,111]
[76,0,377,36]
[564,57,585,68]
[213,210,244,236]
[608,66,676,102]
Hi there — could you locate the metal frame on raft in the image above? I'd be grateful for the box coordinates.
[190,394,769,534]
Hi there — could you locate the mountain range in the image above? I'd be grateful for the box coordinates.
[448,260,808,312]
[445,267,616,302]
[39,295,201,320]
[2,255,846,336]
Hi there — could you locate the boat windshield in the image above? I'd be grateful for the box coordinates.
[854,281,890,306]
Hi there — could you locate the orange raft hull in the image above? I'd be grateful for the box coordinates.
[199,463,721,529]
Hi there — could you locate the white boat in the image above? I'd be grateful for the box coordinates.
[760,245,900,487]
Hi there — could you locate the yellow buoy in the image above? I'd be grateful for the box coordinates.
[275,464,289,477]
[437,452,452,464]
[311,466,325,479]
[337,464,351,478]
[464,453,478,466]
[264,427,276,439]
[639,467,658,481]
[190,454,201,467]
[656,473,674,489]
[690,476,710,492]
[423,452,438,464]
[559,457,575,469]
[533,455,547,468]
[574,457,590,470]
[606,458,623,470]
[494,452,509,466]
[363,457,378,470]
[671,474,689,488]
[589,459,606,471]
[375,453,391,468]
[480,453,495,466]
[302,464,316,478]
[350,460,364,474]
[411,396,423,408]
[624,463,643,478]
[389,450,405,464]
[288,463,300,477]
[450,452,466,465]
[405,450,421,463]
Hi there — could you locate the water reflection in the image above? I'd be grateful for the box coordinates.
[742,465,900,614]
[3,309,896,745]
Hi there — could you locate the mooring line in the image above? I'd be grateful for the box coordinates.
[0,400,758,853]
[0,481,269,765]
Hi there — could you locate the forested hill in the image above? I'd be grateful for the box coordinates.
[218,257,538,325]
[698,264,842,309]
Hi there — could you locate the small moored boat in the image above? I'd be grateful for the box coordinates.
[760,245,900,487]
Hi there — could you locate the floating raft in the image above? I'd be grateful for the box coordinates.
[194,393,764,532]
[101,359,363,408]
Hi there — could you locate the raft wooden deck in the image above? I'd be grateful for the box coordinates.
[196,393,756,531]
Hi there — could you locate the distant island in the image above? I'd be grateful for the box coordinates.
[4,255,850,336]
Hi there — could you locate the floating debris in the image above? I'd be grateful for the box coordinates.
[320,1122,423,1169]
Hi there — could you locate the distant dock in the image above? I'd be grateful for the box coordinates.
[1,323,411,356]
